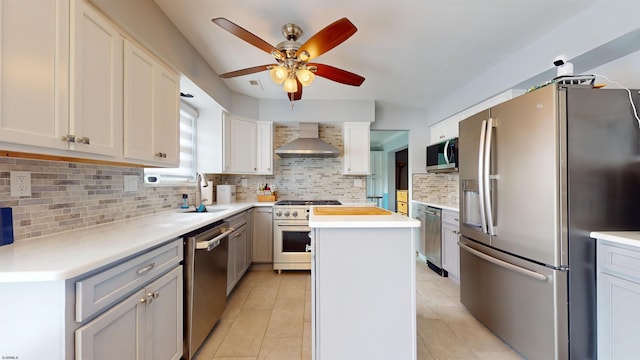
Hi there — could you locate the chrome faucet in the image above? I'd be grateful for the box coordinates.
[195,173,209,211]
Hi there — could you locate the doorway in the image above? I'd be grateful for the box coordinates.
[368,130,409,211]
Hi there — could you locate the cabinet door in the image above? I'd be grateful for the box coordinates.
[597,272,640,359]
[123,39,179,166]
[256,121,273,174]
[227,233,236,296]
[228,117,257,173]
[146,266,183,360]
[343,122,370,175]
[69,0,122,157]
[153,66,180,165]
[252,208,273,263]
[441,222,460,281]
[76,288,146,360]
[234,225,248,280]
[0,0,69,150]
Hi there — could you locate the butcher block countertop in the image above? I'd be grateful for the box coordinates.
[309,206,420,228]
[0,202,273,283]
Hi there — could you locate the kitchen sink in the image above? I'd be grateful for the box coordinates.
[182,208,228,213]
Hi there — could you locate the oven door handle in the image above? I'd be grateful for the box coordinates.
[196,227,234,251]
[275,222,310,227]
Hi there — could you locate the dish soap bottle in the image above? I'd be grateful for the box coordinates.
[181,194,189,209]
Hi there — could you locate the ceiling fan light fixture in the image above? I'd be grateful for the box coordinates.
[269,65,288,84]
[296,68,315,86]
[283,77,298,93]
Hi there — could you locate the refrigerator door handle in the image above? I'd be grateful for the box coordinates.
[458,242,547,282]
[484,117,496,236]
[478,120,488,234]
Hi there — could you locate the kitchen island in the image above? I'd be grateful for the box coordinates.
[309,207,420,360]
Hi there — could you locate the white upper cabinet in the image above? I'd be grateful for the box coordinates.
[256,121,273,174]
[0,0,70,150]
[226,115,257,174]
[343,122,370,175]
[69,0,123,157]
[197,112,272,175]
[123,39,179,167]
[429,119,459,144]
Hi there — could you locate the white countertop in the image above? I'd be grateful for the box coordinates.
[590,231,640,249]
[309,206,420,228]
[411,200,459,212]
[0,202,273,283]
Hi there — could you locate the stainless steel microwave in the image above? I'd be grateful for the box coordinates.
[426,138,458,173]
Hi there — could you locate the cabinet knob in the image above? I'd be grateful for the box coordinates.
[61,134,76,143]
[76,136,90,145]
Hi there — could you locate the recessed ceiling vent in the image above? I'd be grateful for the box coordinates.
[275,123,340,158]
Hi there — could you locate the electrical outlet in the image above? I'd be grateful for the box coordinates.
[241,178,248,187]
[124,175,138,192]
[10,171,31,197]
[354,179,363,188]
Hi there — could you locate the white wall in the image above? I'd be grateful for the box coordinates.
[259,99,375,124]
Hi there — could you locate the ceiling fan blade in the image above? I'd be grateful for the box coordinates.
[219,64,274,78]
[288,79,303,101]
[310,63,365,86]
[296,18,357,61]
[212,17,281,56]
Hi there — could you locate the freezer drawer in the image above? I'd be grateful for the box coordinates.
[459,237,568,360]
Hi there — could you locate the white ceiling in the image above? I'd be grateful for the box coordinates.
[154,0,601,110]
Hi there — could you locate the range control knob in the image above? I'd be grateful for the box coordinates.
[292,211,298,217]
[284,211,290,217]
[276,211,282,217]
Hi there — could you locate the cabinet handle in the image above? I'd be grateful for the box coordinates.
[137,262,155,275]
[155,152,167,158]
[61,134,76,143]
[76,136,90,145]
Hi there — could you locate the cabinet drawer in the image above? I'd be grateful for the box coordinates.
[442,210,459,226]
[397,190,408,202]
[598,241,640,282]
[397,201,408,214]
[226,211,247,229]
[76,238,183,322]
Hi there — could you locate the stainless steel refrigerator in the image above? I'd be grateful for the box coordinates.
[458,84,640,360]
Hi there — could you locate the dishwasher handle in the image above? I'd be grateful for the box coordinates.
[196,227,234,251]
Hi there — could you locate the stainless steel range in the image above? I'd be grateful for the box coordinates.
[273,200,341,273]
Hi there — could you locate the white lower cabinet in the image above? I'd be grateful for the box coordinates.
[75,266,182,360]
[441,209,460,282]
[596,239,640,359]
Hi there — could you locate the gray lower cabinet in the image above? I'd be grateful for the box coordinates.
[252,207,273,263]
[597,240,640,359]
[75,266,183,360]
[226,211,251,296]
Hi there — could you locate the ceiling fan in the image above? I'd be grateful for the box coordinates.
[212,17,365,102]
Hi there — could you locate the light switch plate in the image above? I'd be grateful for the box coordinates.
[354,179,363,188]
[241,178,248,187]
[124,175,138,192]
[10,171,31,197]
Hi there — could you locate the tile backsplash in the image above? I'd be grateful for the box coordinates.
[412,173,459,207]
[0,157,194,241]
[219,124,366,202]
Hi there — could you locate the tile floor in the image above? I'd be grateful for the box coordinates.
[193,258,523,360]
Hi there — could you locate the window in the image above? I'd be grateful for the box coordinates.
[144,101,197,184]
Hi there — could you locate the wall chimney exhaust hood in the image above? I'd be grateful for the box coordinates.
[275,123,341,158]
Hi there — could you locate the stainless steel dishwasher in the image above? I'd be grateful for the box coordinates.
[183,220,234,360]
[424,206,447,277]
[413,203,428,257]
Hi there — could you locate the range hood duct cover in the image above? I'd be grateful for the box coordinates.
[275,123,341,158]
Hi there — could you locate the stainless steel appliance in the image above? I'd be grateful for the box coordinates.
[426,137,458,173]
[412,203,428,257]
[273,200,341,273]
[458,84,640,360]
[183,220,233,360]
[423,206,447,276]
